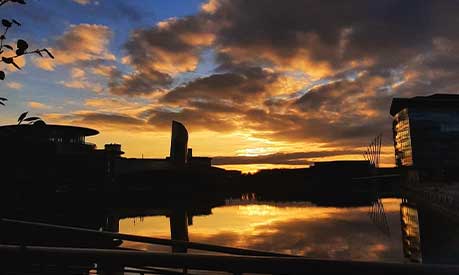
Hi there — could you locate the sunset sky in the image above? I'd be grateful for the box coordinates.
[1,0,458,172]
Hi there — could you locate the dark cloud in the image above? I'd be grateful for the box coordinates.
[211,0,457,70]
[110,14,214,96]
[70,0,459,164]
[109,69,172,96]
[147,108,238,133]
[213,150,362,165]
[74,112,146,126]
[163,67,279,104]
[242,107,392,146]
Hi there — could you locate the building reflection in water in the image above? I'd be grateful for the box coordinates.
[117,195,459,266]
[8,194,445,265]
[120,197,407,262]
[168,209,190,253]
[400,199,422,263]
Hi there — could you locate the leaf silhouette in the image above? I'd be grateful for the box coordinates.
[0,71,4,80]
[16,39,27,50]
[2,56,12,63]
[23,116,40,121]
[11,0,26,4]
[0,97,7,101]
[2,19,11,28]
[0,101,4,106]
[11,19,20,26]
[3,44,12,50]
[17,111,28,124]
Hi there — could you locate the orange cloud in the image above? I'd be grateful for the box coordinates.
[6,81,22,90]
[28,101,50,109]
[59,67,104,93]
[34,24,114,71]
[201,0,219,14]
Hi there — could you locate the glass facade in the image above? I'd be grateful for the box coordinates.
[393,108,413,167]
[393,105,459,171]
[408,108,459,170]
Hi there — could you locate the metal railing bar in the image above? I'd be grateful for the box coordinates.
[1,217,295,258]
[124,266,196,275]
[0,244,458,275]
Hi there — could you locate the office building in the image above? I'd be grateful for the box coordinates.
[390,94,459,178]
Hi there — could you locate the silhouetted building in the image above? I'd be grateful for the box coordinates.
[1,120,220,194]
[170,120,189,166]
[390,94,459,179]
[0,123,123,192]
[311,160,372,178]
[105,143,123,154]
[187,148,212,168]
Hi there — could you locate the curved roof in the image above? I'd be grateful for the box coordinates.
[0,124,99,137]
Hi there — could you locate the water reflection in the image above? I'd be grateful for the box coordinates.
[169,208,189,252]
[400,199,422,263]
[120,196,405,262]
[3,192,459,265]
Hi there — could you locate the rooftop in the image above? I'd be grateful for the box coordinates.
[0,124,99,138]
[390,93,459,116]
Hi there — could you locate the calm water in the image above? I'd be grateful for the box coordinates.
[118,196,446,264]
[5,193,458,267]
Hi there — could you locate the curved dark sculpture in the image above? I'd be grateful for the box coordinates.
[169,120,188,166]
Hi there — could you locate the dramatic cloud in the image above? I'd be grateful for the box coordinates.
[109,15,215,96]
[124,16,213,75]
[210,0,450,74]
[131,1,458,161]
[109,69,172,97]
[16,0,459,166]
[147,108,239,133]
[34,24,115,71]
[163,67,280,104]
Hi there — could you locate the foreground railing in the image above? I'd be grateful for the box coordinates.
[1,218,292,257]
[2,218,459,274]
[1,245,459,275]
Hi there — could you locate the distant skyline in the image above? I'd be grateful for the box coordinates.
[1,0,458,172]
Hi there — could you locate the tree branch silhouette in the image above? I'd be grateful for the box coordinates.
[0,0,54,106]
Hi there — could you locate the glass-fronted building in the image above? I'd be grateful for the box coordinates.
[390,94,459,178]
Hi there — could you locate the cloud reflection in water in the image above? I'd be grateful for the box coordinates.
[119,198,403,262]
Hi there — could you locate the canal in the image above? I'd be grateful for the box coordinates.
[118,194,459,265]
